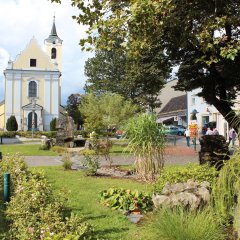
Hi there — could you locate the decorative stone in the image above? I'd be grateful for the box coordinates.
[200,181,210,188]
[161,182,172,195]
[152,195,171,208]
[195,187,210,202]
[153,180,210,210]
[184,179,199,190]
[127,214,144,223]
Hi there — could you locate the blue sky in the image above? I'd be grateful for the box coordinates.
[0,0,93,105]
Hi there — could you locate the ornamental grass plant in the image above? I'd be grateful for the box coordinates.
[134,207,225,240]
[124,113,166,181]
[212,148,240,225]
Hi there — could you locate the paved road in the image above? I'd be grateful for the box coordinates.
[24,146,199,168]
[1,136,200,168]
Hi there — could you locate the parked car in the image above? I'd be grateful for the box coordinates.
[177,125,186,129]
[202,121,216,135]
[164,125,185,136]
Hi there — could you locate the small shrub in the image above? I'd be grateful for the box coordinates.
[80,149,99,175]
[93,138,113,167]
[139,207,225,240]
[6,115,18,131]
[0,131,17,138]
[0,154,93,239]
[62,153,73,170]
[39,144,50,150]
[153,164,218,194]
[52,146,67,154]
[0,153,29,194]
[99,187,153,213]
[82,153,100,176]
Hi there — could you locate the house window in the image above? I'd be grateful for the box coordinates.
[191,97,196,105]
[30,59,37,67]
[28,81,37,97]
[51,48,57,59]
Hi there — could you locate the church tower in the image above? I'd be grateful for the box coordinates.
[44,16,63,106]
[44,16,63,71]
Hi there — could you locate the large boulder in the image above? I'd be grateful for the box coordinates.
[152,180,210,210]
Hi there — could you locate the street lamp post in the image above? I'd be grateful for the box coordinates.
[31,99,36,140]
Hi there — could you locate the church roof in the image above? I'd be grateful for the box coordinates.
[45,16,62,44]
[11,37,57,70]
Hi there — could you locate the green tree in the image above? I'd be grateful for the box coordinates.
[6,115,18,131]
[85,44,167,111]
[50,118,57,131]
[80,93,138,133]
[51,0,240,132]
[66,93,84,130]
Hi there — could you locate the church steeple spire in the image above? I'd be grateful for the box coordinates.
[50,15,58,37]
[45,15,62,44]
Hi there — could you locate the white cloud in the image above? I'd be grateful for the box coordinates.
[0,0,92,104]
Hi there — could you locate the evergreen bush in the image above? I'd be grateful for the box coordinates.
[6,115,18,131]
[50,118,57,131]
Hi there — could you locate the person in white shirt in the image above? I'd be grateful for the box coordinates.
[184,128,190,147]
[212,128,219,135]
[206,127,213,135]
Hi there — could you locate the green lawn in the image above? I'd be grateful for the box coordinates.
[0,143,128,157]
[37,166,151,240]
[0,144,58,156]
[110,144,130,155]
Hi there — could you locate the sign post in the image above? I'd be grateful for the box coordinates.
[189,122,198,151]
[4,173,10,203]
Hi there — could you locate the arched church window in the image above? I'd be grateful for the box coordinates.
[51,48,57,59]
[28,81,37,97]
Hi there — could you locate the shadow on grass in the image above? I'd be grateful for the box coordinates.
[94,227,129,238]
[81,214,108,221]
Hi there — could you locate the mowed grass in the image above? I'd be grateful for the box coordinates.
[110,144,130,155]
[0,143,128,156]
[0,144,58,156]
[37,166,151,240]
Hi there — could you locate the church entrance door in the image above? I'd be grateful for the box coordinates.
[28,112,38,130]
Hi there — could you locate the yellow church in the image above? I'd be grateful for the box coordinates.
[0,17,64,131]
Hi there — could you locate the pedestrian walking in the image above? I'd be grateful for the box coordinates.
[229,127,237,146]
[206,127,213,135]
[212,128,219,135]
[184,128,190,147]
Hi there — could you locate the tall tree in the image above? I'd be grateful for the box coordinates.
[85,46,168,111]
[80,93,138,133]
[51,0,240,131]
[66,93,84,130]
